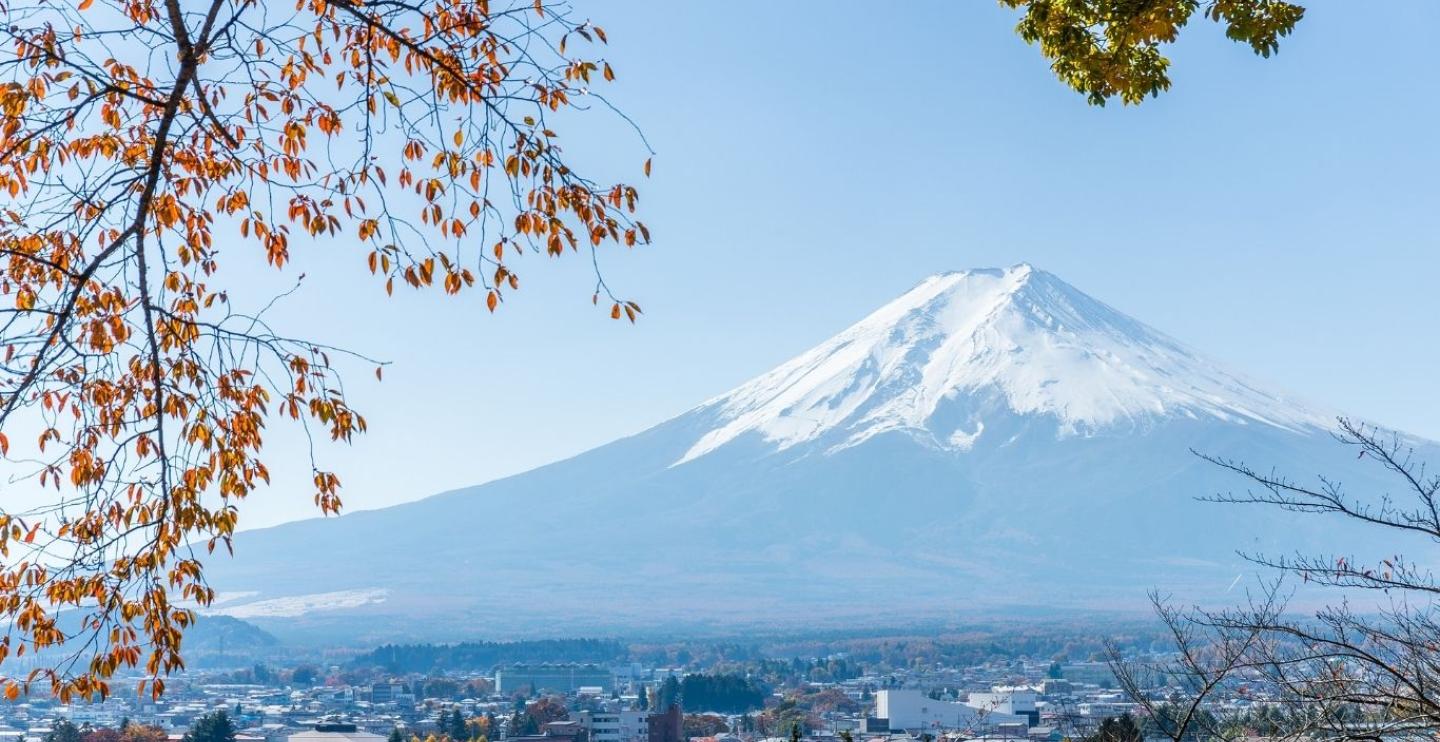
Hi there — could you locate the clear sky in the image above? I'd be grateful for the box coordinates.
[236,0,1440,528]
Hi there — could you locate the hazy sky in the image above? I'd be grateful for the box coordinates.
[235,1,1439,528]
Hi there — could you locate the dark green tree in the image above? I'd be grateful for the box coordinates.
[1086,714,1144,742]
[656,675,682,712]
[45,721,83,742]
[677,674,765,714]
[789,723,801,742]
[387,729,405,742]
[449,710,470,741]
[184,712,237,742]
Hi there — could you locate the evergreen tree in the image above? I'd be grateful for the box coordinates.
[183,712,237,742]
[656,675,682,712]
[789,722,801,742]
[1085,714,1143,742]
[449,710,470,741]
[45,721,83,742]
[677,674,765,714]
[388,728,405,742]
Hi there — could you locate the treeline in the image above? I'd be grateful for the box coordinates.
[754,623,1166,669]
[357,639,627,672]
[627,621,1167,675]
[754,657,861,685]
[678,673,767,714]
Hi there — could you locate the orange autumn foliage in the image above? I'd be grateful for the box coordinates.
[0,0,648,702]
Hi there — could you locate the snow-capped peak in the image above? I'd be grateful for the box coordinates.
[676,264,1329,465]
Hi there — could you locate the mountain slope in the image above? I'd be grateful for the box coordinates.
[680,265,1327,463]
[207,265,1412,641]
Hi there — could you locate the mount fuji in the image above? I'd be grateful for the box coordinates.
[208,264,1416,641]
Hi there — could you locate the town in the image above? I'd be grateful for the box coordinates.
[0,635,1290,742]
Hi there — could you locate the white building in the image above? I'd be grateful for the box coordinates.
[576,710,648,742]
[967,687,1038,724]
[875,690,1027,733]
[1078,702,1135,718]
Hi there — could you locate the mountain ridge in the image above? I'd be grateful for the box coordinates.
[205,264,1416,642]
[678,263,1328,465]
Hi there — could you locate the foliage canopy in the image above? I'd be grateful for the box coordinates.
[1002,0,1306,104]
[0,0,647,701]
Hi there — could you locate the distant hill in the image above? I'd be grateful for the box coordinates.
[185,615,281,666]
[203,264,1429,641]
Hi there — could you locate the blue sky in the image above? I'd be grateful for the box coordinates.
[239,1,1440,527]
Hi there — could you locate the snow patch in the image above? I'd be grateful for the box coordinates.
[205,588,388,618]
[948,421,985,450]
[675,264,1329,466]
